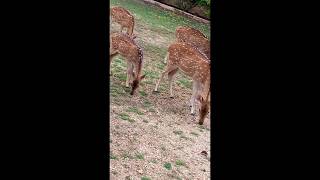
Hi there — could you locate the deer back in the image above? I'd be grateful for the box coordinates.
[175,26,210,60]
[168,42,210,84]
[110,32,141,63]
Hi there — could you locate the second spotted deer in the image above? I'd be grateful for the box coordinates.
[164,26,210,64]
[155,42,211,125]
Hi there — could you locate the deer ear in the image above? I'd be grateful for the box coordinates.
[140,74,146,80]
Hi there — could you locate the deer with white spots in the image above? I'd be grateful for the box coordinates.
[110,32,145,95]
[154,42,211,125]
[164,26,210,63]
[111,6,135,37]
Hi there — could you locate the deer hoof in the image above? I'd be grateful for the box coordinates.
[170,96,174,99]
[191,112,195,116]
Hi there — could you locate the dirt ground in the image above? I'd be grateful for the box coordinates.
[110,5,211,180]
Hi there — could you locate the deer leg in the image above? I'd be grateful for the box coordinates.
[126,27,131,36]
[126,63,134,88]
[190,81,200,115]
[168,68,178,98]
[154,65,177,92]
[163,54,168,64]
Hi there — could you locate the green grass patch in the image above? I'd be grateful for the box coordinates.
[110,0,210,37]
[144,80,154,85]
[143,43,167,57]
[190,132,199,136]
[198,125,210,131]
[110,154,118,160]
[110,84,126,97]
[180,135,189,140]
[173,130,183,135]
[143,100,153,108]
[150,159,158,164]
[141,177,151,180]
[155,62,165,70]
[126,107,144,115]
[175,160,186,167]
[144,70,159,80]
[119,113,130,120]
[118,113,135,123]
[164,162,172,170]
[139,90,147,97]
[111,57,127,72]
[177,78,192,89]
[121,152,134,159]
[114,73,127,81]
[135,153,144,160]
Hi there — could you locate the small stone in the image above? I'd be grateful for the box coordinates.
[137,169,143,174]
[201,150,208,156]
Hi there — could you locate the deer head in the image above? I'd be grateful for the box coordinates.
[197,87,211,125]
[130,74,146,95]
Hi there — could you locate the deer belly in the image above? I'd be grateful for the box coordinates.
[178,66,195,78]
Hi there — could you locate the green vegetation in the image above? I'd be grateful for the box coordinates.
[110,0,210,37]
[126,107,144,115]
[141,177,151,180]
[135,153,145,160]
[164,162,172,170]
[173,130,183,135]
[175,159,186,166]
[118,113,135,123]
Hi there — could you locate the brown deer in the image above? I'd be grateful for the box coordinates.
[111,6,135,37]
[110,32,145,95]
[164,26,210,63]
[154,42,211,125]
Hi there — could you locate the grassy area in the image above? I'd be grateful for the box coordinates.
[110,0,199,94]
[110,0,210,37]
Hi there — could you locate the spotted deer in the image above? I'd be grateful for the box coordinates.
[154,42,211,125]
[110,32,145,95]
[164,26,210,63]
[111,6,135,37]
